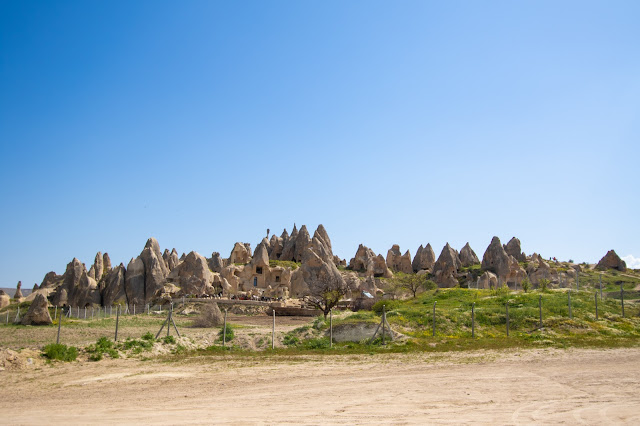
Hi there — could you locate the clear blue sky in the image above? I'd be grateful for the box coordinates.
[1,0,639,287]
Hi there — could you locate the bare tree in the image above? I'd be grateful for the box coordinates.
[304,268,348,319]
[393,272,436,298]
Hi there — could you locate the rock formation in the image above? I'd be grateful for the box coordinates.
[596,250,627,272]
[14,281,23,299]
[481,237,512,280]
[101,264,127,306]
[20,294,52,325]
[229,242,251,264]
[433,243,461,287]
[477,271,498,289]
[268,234,284,260]
[504,237,526,262]
[103,253,112,272]
[167,251,215,296]
[459,243,480,267]
[208,252,224,273]
[140,238,169,303]
[163,249,180,271]
[412,243,436,272]
[348,244,393,278]
[125,256,145,305]
[386,245,413,274]
[293,225,312,263]
[32,283,39,292]
[0,290,9,309]
[279,224,298,261]
[290,246,346,299]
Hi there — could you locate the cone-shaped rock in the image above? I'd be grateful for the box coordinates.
[412,243,436,272]
[21,293,52,325]
[101,264,127,306]
[596,250,627,272]
[481,237,511,280]
[504,237,526,262]
[460,243,480,267]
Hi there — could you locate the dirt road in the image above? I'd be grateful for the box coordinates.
[2,347,639,424]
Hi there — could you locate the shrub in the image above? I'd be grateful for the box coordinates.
[372,299,401,315]
[539,279,550,292]
[312,316,328,330]
[163,335,176,344]
[522,278,531,293]
[141,332,155,341]
[43,343,78,362]
[302,337,330,349]
[283,334,300,346]
[85,337,120,361]
[218,324,234,342]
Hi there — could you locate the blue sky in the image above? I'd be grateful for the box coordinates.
[1,0,639,287]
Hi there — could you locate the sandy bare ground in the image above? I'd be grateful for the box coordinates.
[1,347,640,425]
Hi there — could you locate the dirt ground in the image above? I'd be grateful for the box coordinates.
[1,347,639,424]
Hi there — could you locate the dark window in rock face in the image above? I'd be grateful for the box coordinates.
[275,276,280,282]
[256,267,263,274]
[254,277,258,287]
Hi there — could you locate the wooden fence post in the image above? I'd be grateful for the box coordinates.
[538,295,543,329]
[595,292,598,320]
[432,301,437,337]
[329,309,333,348]
[620,284,625,318]
[506,303,509,337]
[223,309,227,347]
[56,311,62,344]
[568,291,572,319]
[272,309,275,349]
[471,303,475,338]
[114,305,120,342]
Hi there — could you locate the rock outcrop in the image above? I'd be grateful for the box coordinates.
[101,264,127,306]
[477,271,498,289]
[596,250,627,272]
[386,245,413,274]
[433,243,461,287]
[412,244,436,272]
[20,294,52,325]
[279,225,298,261]
[348,244,393,278]
[140,238,169,303]
[163,249,180,271]
[0,290,9,309]
[14,281,23,299]
[167,251,215,296]
[208,252,224,273]
[290,247,346,299]
[229,242,251,264]
[125,256,145,305]
[293,225,312,263]
[459,243,480,267]
[504,237,526,262]
[481,237,512,280]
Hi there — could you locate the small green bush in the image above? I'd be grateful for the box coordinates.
[85,337,119,361]
[372,299,401,315]
[218,324,234,342]
[163,335,176,344]
[522,278,531,293]
[302,337,330,350]
[142,332,155,341]
[283,334,300,346]
[43,343,78,362]
[539,279,550,292]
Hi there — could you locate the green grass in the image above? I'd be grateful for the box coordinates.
[85,337,119,361]
[269,260,301,270]
[43,343,78,361]
[218,324,235,342]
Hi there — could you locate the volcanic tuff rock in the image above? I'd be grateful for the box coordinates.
[39,272,61,288]
[59,258,101,307]
[349,244,393,278]
[167,251,214,295]
[103,253,112,272]
[386,245,413,274]
[412,243,436,272]
[14,281,23,299]
[208,252,224,273]
[459,243,480,267]
[163,248,180,271]
[101,264,127,306]
[125,256,145,305]
[596,250,627,272]
[141,246,168,304]
[0,290,9,309]
[477,271,498,289]
[293,225,312,263]
[433,243,462,287]
[229,242,251,264]
[504,237,526,262]
[290,246,346,299]
[20,294,52,325]
[481,237,512,280]
[279,225,298,261]
[32,283,39,292]
[268,234,284,260]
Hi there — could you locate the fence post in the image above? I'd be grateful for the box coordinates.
[110,306,112,317]
[599,274,603,300]
[133,304,136,316]
[272,309,275,349]
[382,305,386,345]
[91,307,94,320]
[620,284,625,318]
[223,309,227,347]
[54,306,57,321]
[15,306,20,323]
[329,309,333,348]
[471,303,475,338]
[147,304,149,315]
[6,311,9,324]
[167,304,172,337]
[576,271,579,291]
[77,306,80,317]
[568,291,572,319]
[432,301,437,337]
[114,305,120,342]
[506,303,509,337]
[56,310,62,344]
[595,292,598,320]
[84,307,87,319]
[539,295,543,329]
